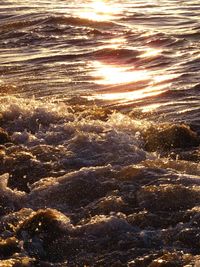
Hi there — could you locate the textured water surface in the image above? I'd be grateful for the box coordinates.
[0,1,200,266]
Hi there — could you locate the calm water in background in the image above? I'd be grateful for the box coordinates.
[0,1,200,265]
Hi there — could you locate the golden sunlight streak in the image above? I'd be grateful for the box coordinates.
[139,47,162,58]
[88,60,180,103]
[92,61,149,85]
[77,0,121,21]
[88,84,168,103]
[104,37,127,49]
[141,103,162,112]
[153,73,178,83]
[92,1,114,13]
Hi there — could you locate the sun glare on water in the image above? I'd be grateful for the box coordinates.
[77,0,121,21]
[92,1,114,13]
[93,61,149,85]
[91,86,167,102]
[77,1,179,104]
[89,60,179,103]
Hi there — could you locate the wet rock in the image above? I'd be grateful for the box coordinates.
[144,124,199,152]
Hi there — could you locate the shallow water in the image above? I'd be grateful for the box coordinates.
[0,0,200,266]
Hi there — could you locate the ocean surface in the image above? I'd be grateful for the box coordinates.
[0,0,200,266]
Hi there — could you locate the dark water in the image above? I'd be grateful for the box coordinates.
[0,1,200,266]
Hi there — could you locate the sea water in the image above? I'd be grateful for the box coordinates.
[0,1,200,266]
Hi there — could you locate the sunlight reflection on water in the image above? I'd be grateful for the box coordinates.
[89,83,169,103]
[89,60,178,103]
[76,0,121,21]
[92,61,149,85]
